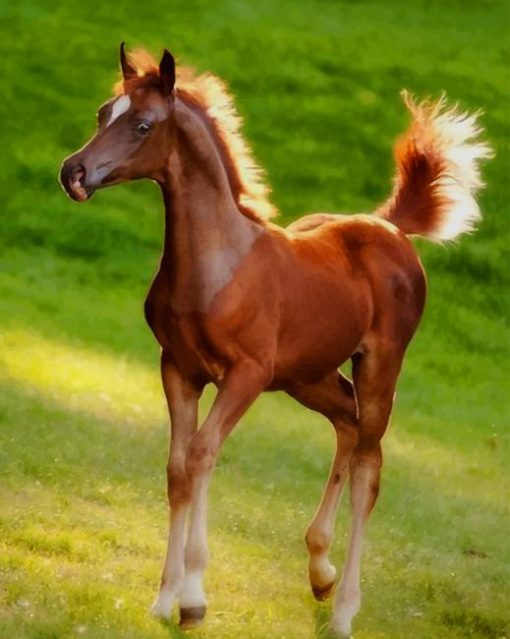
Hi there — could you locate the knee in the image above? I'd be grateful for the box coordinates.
[352,434,383,462]
[334,421,359,449]
[185,434,217,478]
[167,463,191,507]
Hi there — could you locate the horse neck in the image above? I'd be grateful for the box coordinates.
[159,98,263,310]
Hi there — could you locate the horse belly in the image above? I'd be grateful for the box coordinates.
[272,284,370,387]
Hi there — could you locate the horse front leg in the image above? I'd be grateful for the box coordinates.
[151,352,203,619]
[178,361,270,628]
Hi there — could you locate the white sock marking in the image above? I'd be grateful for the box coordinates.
[179,571,206,608]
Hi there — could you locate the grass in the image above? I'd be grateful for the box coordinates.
[1,0,509,637]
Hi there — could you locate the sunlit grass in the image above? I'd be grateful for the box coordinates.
[2,324,505,510]
[1,325,509,638]
[0,326,164,427]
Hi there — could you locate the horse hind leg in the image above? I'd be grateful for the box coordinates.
[331,346,405,638]
[287,371,359,601]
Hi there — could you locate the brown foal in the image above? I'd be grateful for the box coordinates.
[59,45,491,636]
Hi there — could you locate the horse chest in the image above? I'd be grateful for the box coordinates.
[144,283,229,383]
[169,319,228,384]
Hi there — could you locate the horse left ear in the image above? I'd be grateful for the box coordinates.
[159,49,176,96]
[120,42,137,82]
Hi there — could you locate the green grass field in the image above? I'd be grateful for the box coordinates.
[1,1,509,637]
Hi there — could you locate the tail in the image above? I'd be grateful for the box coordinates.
[377,91,493,241]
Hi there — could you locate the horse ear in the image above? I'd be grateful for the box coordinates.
[120,42,136,81]
[159,49,176,95]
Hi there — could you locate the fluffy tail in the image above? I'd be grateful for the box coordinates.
[377,92,492,241]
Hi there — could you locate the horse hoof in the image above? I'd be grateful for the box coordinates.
[312,580,336,601]
[179,605,207,629]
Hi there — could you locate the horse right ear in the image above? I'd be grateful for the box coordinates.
[159,49,176,96]
[120,42,137,82]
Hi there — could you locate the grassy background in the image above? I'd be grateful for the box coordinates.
[1,0,509,637]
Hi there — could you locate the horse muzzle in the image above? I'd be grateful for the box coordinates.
[59,160,96,202]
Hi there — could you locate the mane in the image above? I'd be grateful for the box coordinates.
[114,50,277,222]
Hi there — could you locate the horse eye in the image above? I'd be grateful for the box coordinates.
[137,121,152,134]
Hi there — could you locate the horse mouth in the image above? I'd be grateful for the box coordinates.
[61,164,96,202]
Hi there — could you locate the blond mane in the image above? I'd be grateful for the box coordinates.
[114,49,277,222]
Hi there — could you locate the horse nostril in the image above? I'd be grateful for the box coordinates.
[71,164,86,186]
[60,162,90,202]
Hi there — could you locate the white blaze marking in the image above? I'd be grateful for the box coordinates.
[107,95,131,127]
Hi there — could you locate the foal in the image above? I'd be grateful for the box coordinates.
[60,45,491,636]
